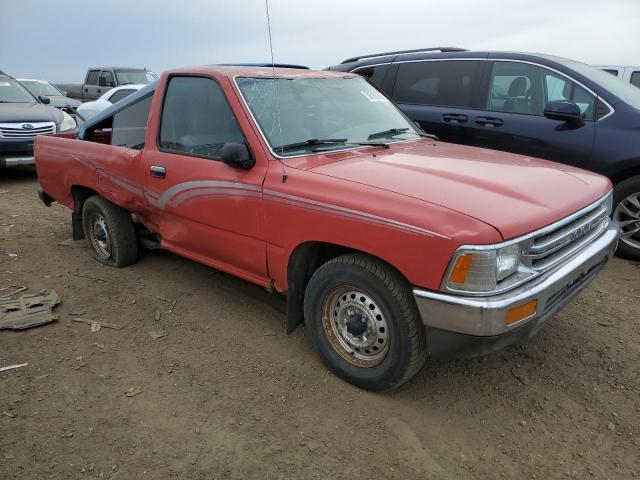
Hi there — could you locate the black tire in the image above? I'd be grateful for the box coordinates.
[613,176,640,260]
[81,195,138,267]
[303,253,427,391]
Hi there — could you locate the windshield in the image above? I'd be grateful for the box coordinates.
[0,77,36,103]
[236,76,421,156]
[564,61,640,110]
[20,80,63,97]
[114,70,157,85]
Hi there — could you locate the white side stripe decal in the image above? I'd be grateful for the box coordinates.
[263,189,449,239]
[156,180,261,208]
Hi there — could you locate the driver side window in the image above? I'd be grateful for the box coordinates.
[159,76,245,160]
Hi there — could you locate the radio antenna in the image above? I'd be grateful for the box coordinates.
[264,0,287,182]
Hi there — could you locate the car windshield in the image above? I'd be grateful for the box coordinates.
[564,61,640,110]
[236,76,422,156]
[115,70,157,85]
[0,77,36,103]
[20,80,63,97]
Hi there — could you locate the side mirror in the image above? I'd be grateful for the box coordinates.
[221,142,255,169]
[61,91,68,96]
[544,100,583,123]
[38,95,51,104]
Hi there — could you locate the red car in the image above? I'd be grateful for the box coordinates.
[35,66,619,390]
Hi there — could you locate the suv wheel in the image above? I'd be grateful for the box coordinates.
[613,176,640,260]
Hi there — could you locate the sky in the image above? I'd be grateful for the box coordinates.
[1,0,639,83]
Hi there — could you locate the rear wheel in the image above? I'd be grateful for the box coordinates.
[304,253,427,391]
[613,176,640,260]
[82,196,138,267]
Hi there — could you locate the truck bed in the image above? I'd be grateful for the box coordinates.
[35,134,143,214]
[54,84,84,101]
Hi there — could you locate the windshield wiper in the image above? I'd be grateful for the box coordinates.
[273,138,348,153]
[368,127,439,141]
[350,141,391,149]
[367,127,410,140]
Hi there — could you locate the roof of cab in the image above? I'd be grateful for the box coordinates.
[167,65,356,79]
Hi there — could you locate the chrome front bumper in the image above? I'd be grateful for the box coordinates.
[0,155,35,167]
[413,221,619,338]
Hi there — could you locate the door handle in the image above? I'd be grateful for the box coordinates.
[150,165,166,178]
[442,113,468,124]
[475,116,504,127]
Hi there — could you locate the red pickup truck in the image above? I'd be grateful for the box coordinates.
[35,66,619,390]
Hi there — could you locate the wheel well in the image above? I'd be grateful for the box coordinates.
[284,241,405,334]
[611,164,640,186]
[70,185,98,240]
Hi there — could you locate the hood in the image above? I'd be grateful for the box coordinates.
[305,140,611,240]
[0,102,63,124]
[46,96,81,108]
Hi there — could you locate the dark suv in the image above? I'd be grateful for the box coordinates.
[328,48,640,259]
[0,71,77,168]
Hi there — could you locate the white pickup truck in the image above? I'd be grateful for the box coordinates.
[595,65,640,88]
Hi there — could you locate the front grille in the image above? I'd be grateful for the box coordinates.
[523,196,610,272]
[0,122,56,139]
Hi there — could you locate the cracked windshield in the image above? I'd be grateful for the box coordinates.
[236,76,422,156]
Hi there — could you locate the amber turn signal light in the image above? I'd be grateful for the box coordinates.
[505,300,537,326]
[450,254,473,284]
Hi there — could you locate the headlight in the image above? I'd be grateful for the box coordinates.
[57,111,77,132]
[443,242,533,295]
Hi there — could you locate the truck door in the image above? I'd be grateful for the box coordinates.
[84,69,100,100]
[140,74,269,284]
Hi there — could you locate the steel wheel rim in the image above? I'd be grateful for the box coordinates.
[614,192,640,250]
[89,214,112,260]
[321,286,390,368]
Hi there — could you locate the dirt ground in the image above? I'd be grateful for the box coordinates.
[1,166,639,480]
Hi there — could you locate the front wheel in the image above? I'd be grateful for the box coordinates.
[613,176,640,260]
[304,254,427,391]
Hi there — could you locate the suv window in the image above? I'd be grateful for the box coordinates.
[631,71,640,89]
[111,95,152,149]
[486,61,595,120]
[109,89,135,104]
[159,76,244,160]
[602,69,619,76]
[86,70,100,85]
[354,64,390,90]
[393,60,482,108]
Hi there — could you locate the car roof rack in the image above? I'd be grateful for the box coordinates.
[340,47,469,64]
